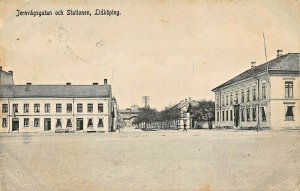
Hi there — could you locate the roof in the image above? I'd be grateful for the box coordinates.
[212,53,299,91]
[172,99,198,109]
[0,84,112,98]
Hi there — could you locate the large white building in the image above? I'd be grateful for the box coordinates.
[0,79,117,133]
[212,51,299,130]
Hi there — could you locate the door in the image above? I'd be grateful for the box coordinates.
[76,118,83,131]
[12,118,19,131]
[44,118,51,131]
[234,105,240,127]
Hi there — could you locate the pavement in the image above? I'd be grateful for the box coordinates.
[0,128,299,191]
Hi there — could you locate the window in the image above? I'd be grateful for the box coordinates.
[34,104,40,113]
[2,104,8,113]
[45,104,50,113]
[56,104,62,113]
[217,112,219,121]
[230,110,233,121]
[226,110,228,121]
[34,118,40,127]
[87,104,93,113]
[67,104,72,113]
[261,107,266,122]
[252,107,256,121]
[235,91,239,104]
[87,118,93,128]
[216,96,219,107]
[252,86,256,101]
[246,108,250,121]
[226,94,228,105]
[98,119,104,128]
[222,111,225,121]
[241,90,244,103]
[262,83,266,99]
[285,106,294,121]
[13,104,18,113]
[56,119,62,128]
[66,119,72,128]
[230,92,233,105]
[2,118,7,127]
[77,104,83,113]
[24,118,29,127]
[285,82,293,98]
[24,104,29,113]
[241,109,245,121]
[247,88,250,102]
[98,103,103,113]
[222,95,224,106]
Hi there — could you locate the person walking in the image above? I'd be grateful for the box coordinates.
[183,123,187,132]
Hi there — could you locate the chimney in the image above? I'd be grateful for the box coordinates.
[66,82,71,85]
[277,49,283,57]
[93,82,98,85]
[104,79,107,85]
[26,82,32,91]
[251,62,256,69]
[8,70,13,75]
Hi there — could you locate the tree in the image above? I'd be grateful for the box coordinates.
[159,106,181,129]
[188,100,215,129]
[132,107,158,130]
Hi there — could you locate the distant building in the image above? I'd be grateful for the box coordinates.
[0,80,118,133]
[119,105,140,127]
[0,66,14,85]
[212,51,299,130]
[172,98,197,129]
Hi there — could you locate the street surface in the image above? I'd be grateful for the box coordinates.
[1,128,299,191]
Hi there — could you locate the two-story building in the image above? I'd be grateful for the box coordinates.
[172,98,197,129]
[0,80,118,133]
[212,51,299,130]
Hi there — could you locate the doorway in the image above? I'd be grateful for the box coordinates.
[12,118,19,131]
[234,105,240,127]
[76,118,83,131]
[44,118,51,131]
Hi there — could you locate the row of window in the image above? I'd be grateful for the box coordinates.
[217,81,294,107]
[216,107,265,122]
[216,105,295,122]
[2,103,104,114]
[1,118,104,129]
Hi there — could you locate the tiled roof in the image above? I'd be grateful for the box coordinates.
[212,53,299,91]
[0,84,111,98]
[172,100,197,109]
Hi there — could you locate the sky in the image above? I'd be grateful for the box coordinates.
[0,0,299,109]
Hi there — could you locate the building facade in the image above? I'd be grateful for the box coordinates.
[119,105,140,127]
[172,98,194,129]
[0,66,14,85]
[212,52,299,130]
[0,81,118,133]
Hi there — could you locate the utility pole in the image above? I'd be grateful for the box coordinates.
[263,32,268,62]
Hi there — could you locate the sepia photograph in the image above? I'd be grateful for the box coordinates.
[0,0,299,190]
